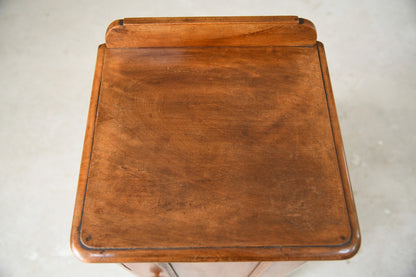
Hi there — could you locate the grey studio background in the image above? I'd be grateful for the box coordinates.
[0,0,415,276]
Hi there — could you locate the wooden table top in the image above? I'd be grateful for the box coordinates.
[71,16,360,263]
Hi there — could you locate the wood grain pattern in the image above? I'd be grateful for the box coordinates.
[106,16,316,48]
[71,16,360,263]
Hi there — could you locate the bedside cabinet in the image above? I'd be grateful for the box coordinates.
[71,16,360,277]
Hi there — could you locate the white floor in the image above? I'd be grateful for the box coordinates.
[0,0,415,276]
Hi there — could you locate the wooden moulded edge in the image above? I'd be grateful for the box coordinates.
[316,41,361,259]
[105,16,317,48]
[70,44,106,263]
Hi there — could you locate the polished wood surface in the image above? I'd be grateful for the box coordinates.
[106,16,316,48]
[71,16,360,263]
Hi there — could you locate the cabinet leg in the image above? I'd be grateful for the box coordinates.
[121,263,178,277]
[248,261,305,277]
[248,262,274,277]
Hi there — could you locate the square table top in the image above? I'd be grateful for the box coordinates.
[71,16,360,263]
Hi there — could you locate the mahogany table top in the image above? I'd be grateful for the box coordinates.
[71,16,360,263]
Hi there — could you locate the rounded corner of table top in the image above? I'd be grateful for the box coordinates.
[70,230,96,263]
